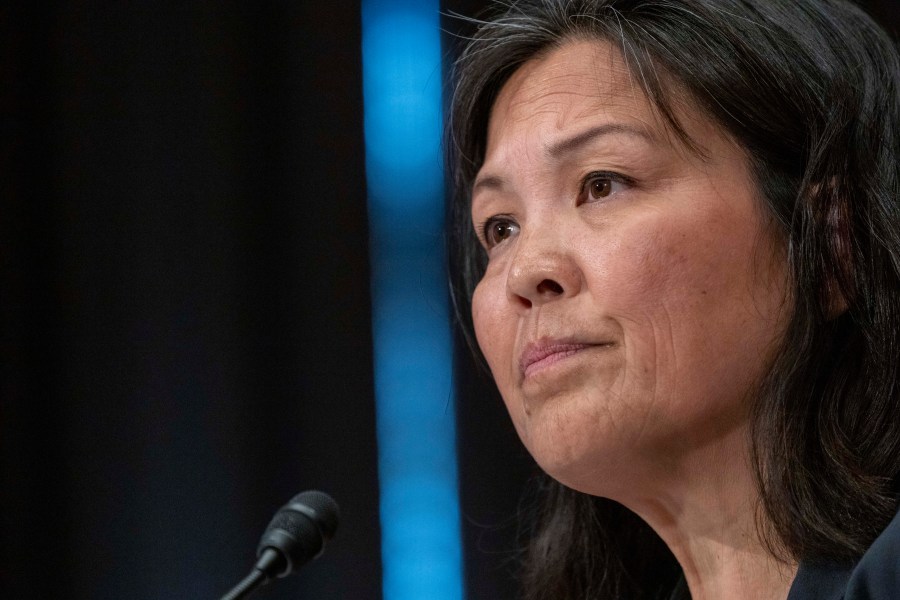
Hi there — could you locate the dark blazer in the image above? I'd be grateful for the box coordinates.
[788,508,900,600]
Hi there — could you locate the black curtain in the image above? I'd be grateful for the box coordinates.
[4,2,896,600]
[2,3,383,599]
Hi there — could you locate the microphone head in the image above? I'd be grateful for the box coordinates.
[256,490,340,578]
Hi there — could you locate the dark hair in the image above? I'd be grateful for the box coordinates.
[447,0,900,598]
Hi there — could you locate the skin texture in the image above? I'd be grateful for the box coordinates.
[470,40,795,599]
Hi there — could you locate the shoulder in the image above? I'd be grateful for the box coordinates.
[788,508,900,600]
[844,507,900,599]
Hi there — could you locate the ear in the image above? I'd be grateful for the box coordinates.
[823,195,852,320]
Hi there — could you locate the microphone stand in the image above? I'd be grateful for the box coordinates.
[220,548,283,600]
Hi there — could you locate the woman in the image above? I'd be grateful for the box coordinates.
[447,0,900,598]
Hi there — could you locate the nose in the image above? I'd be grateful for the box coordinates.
[506,231,582,310]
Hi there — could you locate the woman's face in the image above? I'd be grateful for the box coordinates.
[470,41,789,496]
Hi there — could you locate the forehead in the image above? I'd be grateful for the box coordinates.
[486,40,657,150]
[481,39,723,169]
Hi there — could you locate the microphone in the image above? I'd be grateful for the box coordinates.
[220,490,340,600]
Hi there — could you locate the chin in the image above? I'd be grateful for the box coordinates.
[524,433,629,497]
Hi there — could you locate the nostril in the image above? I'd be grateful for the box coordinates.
[536,279,564,295]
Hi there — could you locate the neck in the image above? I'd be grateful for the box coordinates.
[615,427,797,600]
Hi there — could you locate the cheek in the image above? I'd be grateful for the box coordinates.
[601,211,746,333]
[472,272,532,437]
[472,276,513,382]
[583,227,676,383]
[597,210,788,425]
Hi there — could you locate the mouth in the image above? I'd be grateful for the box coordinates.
[519,338,613,380]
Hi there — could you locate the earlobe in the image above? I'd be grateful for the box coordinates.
[798,178,853,320]
[823,191,852,320]
[825,277,849,321]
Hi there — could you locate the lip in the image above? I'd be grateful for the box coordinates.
[519,338,612,380]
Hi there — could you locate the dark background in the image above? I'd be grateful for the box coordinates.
[2,2,896,599]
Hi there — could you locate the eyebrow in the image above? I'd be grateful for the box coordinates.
[546,123,652,159]
[472,123,653,194]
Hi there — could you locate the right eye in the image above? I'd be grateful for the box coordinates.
[481,216,519,249]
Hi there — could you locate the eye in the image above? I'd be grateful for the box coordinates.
[580,172,630,204]
[479,216,519,250]
[589,177,612,199]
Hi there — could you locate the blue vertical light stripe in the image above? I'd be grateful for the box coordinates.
[361,2,465,600]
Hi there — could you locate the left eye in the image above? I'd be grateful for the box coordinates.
[589,177,613,200]
[581,172,628,203]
